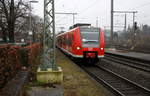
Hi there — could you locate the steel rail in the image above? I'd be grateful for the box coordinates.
[98,66,150,94]
[104,54,150,72]
[80,65,125,96]
[81,64,150,96]
[104,55,150,72]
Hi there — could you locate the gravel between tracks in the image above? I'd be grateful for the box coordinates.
[101,59,150,89]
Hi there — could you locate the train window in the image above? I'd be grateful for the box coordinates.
[62,36,65,45]
[71,33,74,41]
[66,34,71,46]
[80,28,100,47]
[68,34,72,46]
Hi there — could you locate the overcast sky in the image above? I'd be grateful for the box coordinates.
[30,0,150,31]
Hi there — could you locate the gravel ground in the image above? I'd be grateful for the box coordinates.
[56,49,109,96]
[101,59,150,89]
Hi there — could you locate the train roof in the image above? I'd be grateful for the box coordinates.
[69,23,91,29]
[56,23,101,37]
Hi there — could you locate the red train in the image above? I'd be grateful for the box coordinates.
[56,23,105,63]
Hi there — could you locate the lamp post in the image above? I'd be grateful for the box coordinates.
[29,0,38,43]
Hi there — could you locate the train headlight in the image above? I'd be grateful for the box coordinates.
[76,46,81,50]
[101,48,104,50]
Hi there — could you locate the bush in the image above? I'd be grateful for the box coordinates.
[0,43,42,88]
[24,43,42,67]
[0,45,22,88]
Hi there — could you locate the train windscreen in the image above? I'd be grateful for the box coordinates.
[80,27,100,47]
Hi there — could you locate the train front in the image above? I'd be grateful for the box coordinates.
[74,26,105,63]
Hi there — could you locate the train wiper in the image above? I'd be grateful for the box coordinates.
[83,40,98,43]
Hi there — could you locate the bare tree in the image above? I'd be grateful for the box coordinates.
[14,14,44,42]
[0,0,29,43]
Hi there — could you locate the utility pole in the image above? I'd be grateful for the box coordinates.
[110,0,114,47]
[133,13,135,26]
[42,0,58,71]
[114,11,137,28]
[113,11,137,49]
[55,12,77,25]
[124,14,127,32]
[113,11,137,35]
[73,13,76,24]
[0,8,2,21]
[133,12,136,27]
[29,0,38,43]
[96,17,98,27]
[37,0,63,84]
[132,22,137,49]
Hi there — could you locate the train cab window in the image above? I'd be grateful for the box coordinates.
[71,33,74,41]
[80,27,100,47]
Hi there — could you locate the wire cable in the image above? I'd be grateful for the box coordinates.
[78,0,99,15]
[132,1,150,10]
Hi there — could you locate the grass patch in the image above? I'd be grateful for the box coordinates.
[56,49,106,96]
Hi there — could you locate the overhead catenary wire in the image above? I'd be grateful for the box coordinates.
[78,0,99,15]
[55,0,64,7]
[56,16,68,23]
[130,1,150,24]
[132,1,150,10]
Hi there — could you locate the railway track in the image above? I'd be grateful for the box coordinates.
[104,53,150,72]
[114,45,150,54]
[80,64,150,96]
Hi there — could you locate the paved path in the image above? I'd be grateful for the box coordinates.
[27,86,63,96]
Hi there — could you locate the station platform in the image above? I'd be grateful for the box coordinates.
[105,48,150,61]
[27,49,110,96]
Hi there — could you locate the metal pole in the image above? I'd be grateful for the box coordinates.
[52,0,57,70]
[111,0,114,47]
[29,1,38,43]
[133,12,135,27]
[73,13,75,24]
[43,0,46,70]
[29,2,32,43]
[55,12,77,25]
[124,14,127,32]
[0,7,2,21]
[113,11,137,27]
[132,12,136,47]
[42,0,58,71]
[96,17,98,27]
